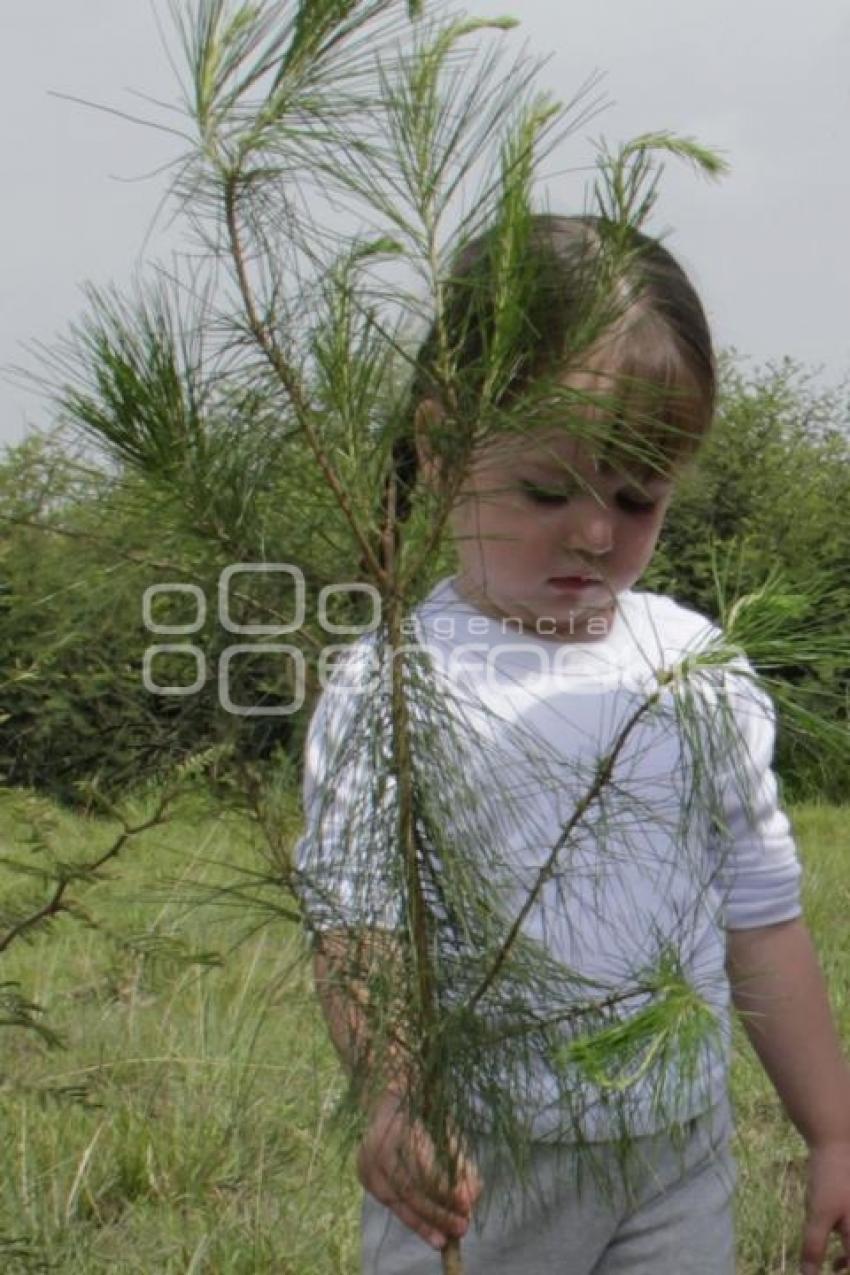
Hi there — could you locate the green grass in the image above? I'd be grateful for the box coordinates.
[0,792,848,1272]
[731,803,850,1275]
[0,788,360,1274]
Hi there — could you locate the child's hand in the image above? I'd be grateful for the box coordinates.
[801,1142,850,1274]
[356,1090,483,1251]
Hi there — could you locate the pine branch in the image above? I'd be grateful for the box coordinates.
[0,793,172,957]
[222,170,388,583]
[466,693,659,1013]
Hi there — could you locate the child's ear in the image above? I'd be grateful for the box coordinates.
[414,399,445,488]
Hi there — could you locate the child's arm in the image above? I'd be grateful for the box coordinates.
[313,930,482,1253]
[726,917,850,1274]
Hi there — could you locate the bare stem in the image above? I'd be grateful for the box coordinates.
[388,595,435,1049]
[442,1237,464,1274]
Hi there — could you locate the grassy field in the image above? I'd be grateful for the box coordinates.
[0,790,848,1273]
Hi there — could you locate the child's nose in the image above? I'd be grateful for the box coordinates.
[559,503,614,556]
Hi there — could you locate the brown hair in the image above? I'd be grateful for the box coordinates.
[388,213,716,530]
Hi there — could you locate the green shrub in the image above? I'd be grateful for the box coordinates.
[646,357,850,800]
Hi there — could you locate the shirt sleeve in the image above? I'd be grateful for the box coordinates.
[708,665,803,931]
[292,644,403,934]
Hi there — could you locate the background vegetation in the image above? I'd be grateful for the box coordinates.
[3,354,847,808]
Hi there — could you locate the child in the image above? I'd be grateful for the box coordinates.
[296,215,850,1274]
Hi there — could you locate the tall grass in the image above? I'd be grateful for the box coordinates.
[0,793,847,1272]
[0,790,358,1274]
[731,803,850,1275]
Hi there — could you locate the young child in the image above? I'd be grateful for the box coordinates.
[296,215,850,1274]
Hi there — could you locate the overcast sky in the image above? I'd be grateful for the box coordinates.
[2,0,848,449]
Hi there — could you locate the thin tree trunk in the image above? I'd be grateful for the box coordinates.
[385,548,466,1274]
[442,1237,464,1274]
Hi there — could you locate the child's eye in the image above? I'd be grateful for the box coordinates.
[519,481,570,507]
[518,480,661,514]
[616,492,659,515]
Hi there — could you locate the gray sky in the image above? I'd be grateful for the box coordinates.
[3,0,849,448]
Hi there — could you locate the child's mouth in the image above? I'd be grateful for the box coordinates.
[547,575,601,591]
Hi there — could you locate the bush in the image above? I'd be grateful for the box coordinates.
[646,357,850,800]
[0,435,300,805]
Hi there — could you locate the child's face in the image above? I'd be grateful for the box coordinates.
[447,428,675,641]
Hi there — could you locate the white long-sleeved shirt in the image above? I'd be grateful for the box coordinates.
[295,577,802,1140]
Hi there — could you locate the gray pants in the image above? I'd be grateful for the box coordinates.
[362,1097,736,1274]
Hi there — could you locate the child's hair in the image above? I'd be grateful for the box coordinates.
[387,213,716,536]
